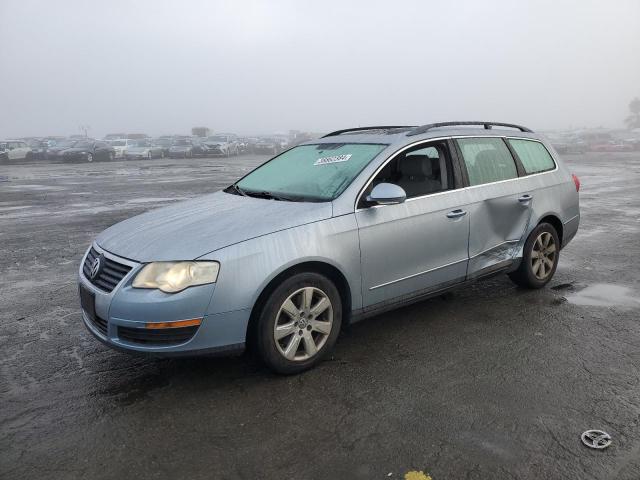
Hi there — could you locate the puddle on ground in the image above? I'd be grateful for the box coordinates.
[566,284,640,308]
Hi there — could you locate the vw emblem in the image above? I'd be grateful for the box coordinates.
[90,256,102,279]
[581,430,611,450]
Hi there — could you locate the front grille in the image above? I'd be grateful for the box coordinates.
[117,325,199,346]
[82,247,132,293]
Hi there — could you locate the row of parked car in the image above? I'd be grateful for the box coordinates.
[1,134,293,162]
[546,133,640,154]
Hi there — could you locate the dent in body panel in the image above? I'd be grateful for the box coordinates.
[199,214,362,315]
[464,180,533,276]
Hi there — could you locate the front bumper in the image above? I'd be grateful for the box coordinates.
[78,244,249,355]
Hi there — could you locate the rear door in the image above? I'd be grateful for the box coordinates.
[356,140,470,310]
[454,136,533,278]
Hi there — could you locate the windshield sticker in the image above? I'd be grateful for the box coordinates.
[314,154,352,166]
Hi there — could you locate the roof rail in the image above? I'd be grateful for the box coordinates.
[322,126,414,138]
[407,121,533,136]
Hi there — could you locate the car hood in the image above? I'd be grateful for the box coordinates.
[95,191,333,262]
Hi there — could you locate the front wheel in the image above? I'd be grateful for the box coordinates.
[256,272,342,374]
[86,153,93,162]
[508,223,560,289]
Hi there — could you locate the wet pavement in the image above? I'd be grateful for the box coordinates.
[1,152,639,479]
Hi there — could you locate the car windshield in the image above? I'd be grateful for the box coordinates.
[155,139,171,145]
[134,141,151,147]
[173,139,190,146]
[111,140,127,146]
[235,143,387,201]
[74,141,93,148]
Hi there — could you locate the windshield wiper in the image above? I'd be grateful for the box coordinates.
[242,189,301,202]
[226,184,247,196]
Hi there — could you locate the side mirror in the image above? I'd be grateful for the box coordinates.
[366,182,407,205]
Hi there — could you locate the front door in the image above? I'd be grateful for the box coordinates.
[356,140,470,310]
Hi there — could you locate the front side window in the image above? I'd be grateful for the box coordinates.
[359,141,454,207]
[456,137,517,186]
[507,139,555,174]
[235,143,387,201]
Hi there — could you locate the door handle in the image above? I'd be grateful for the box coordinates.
[518,194,533,203]
[446,209,467,219]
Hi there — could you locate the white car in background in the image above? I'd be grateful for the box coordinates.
[109,139,137,159]
[202,134,239,156]
[0,140,32,161]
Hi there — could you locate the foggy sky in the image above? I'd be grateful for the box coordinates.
[1,0,639,138]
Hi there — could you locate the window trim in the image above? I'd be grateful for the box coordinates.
[505,137,557,176]
[354,135,559,212]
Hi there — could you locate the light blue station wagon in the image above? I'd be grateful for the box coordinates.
[79,121,580,373]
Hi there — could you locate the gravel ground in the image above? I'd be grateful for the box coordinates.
[1,152,639,480]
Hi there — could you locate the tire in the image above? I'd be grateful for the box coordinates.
[147,152,152,160]
[508,223,560,289]
[255,272,342,374]
[86,153,93,162]
[109,153,114,161]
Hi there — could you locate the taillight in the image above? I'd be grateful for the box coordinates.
[572,174,580,192]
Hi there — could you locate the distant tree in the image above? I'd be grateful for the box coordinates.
[625,97,640,129]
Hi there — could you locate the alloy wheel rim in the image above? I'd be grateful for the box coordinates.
[531,231,556,280]
[274,287,333,361]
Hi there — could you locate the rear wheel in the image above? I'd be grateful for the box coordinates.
[508,223,560,289]
[255,272,342,374]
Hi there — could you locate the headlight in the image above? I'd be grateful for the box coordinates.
[132,261,220,293]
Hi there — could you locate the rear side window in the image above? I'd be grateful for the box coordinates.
[456,138,517,186]
[507,139,556,174]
